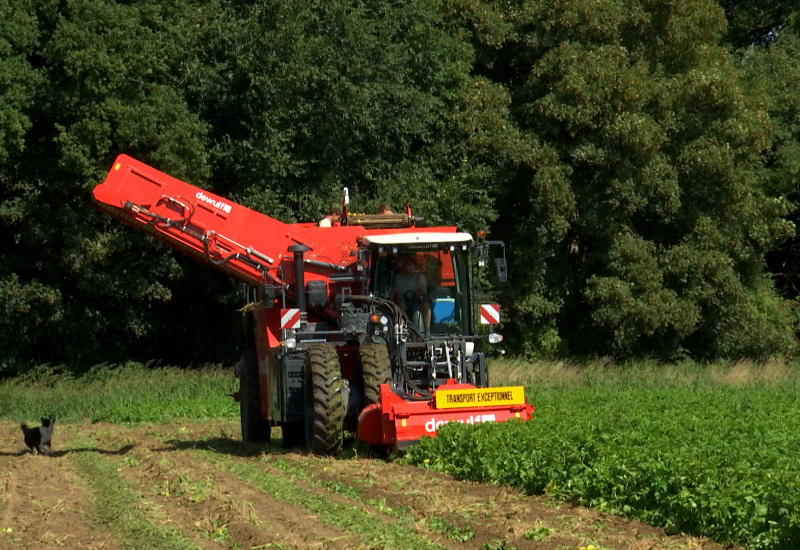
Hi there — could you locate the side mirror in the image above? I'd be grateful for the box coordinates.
[494,258,508,283]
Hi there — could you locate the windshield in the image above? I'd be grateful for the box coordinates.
[371,247,470,337]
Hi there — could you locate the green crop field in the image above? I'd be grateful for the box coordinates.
[406,359,800,550]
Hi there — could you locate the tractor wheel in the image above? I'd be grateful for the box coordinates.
[359,343,392,407]
[239,348,271,443]
[304,344,345,455]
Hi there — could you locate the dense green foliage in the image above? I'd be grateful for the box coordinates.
[3,0,800,370]
[405,384,800,549]
[462,0,798,359]
[722,1,798,49]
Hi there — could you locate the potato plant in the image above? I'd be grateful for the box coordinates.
[405,387,800,549]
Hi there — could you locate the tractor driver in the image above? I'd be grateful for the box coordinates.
[391,255,432,337]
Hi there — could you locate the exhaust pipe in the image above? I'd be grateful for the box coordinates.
[288,244,310,312]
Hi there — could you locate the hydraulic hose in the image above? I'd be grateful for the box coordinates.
[349,295,433,400]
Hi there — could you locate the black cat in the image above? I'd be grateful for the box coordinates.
[20,417,55,455]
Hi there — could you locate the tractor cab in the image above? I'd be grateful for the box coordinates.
[363,233,474,338]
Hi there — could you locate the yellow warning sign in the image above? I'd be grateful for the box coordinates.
[434,386,525,409]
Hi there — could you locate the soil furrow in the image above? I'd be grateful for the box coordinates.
[86,421,453,549]
[0,422,120,549]
[116,439,359,549]
[1,420,741,550]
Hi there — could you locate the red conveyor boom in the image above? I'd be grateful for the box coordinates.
[93,155,318,287]
[94,154,459,292]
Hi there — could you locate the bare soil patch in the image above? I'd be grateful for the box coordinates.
[0,423,120,549]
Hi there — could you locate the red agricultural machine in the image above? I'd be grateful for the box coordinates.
[93,155,534,453]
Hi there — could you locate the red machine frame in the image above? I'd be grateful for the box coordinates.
[94,154,533,451]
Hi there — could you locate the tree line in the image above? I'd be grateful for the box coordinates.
[2,0,800,373]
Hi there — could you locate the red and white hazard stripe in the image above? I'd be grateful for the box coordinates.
[280,308,301,329]
[480,304,500,325]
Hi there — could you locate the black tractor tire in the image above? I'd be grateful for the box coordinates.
[304,344,345,455]
[359,343,392,407]
[239,348,271,443]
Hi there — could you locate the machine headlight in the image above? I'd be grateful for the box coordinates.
[281,337,297,349]
[488,333,504,344]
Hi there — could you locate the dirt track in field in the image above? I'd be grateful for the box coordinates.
[0,419,740,550]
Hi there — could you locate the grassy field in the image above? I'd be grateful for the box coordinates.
[1,358,795,549]
[490,356,800,390]
[0,362,239,424]
[4,357,796,424]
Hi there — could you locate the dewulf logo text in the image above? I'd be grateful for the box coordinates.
[424,414,496,433]
[196,192,232,214]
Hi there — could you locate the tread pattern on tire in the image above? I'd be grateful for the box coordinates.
[305,344,345,455]
[360,343,392,407]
